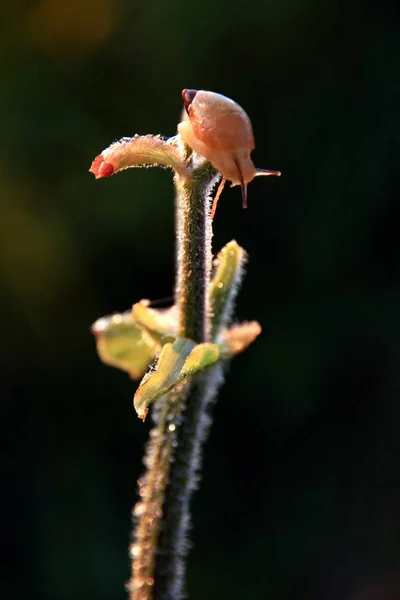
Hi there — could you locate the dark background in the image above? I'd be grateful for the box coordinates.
[2,0,400,598]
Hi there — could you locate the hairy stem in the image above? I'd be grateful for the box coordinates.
[128,384,188,600]
[130,159,221,600]
[153,164,223,599]
[154,365,224,599]
[175,164,219,343]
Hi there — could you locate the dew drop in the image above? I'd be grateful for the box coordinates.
[133,502,145,516]
[129,544,140,558]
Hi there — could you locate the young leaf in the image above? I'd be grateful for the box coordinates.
[220,321,262,357]
[92,312,157,380]
[209,240,247,339]
[132,300,178,345]
[134,338,220,419]
[89,135,187,179]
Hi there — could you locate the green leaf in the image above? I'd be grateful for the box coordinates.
[92,311,157,380]
[132,300,178,345]
[210,240,247,339]
[180,342,220,377]
[134,338,220,419]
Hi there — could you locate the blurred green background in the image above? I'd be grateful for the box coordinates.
[2,0,400,598]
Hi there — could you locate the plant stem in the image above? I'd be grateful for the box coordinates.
[153,165,223,599]
[154,364,224,600]
[128,384,188,600]
[174,164,218,343]
[92,131,259,600]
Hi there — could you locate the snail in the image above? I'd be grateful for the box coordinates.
[178,89,281,218]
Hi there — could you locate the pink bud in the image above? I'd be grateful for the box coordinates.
[89,135,187,179]
[89,154,114,178]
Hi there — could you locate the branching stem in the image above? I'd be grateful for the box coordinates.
[129,159,222,600]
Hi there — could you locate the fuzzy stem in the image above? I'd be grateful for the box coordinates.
[152,164,223,599]
[154,364,224,599]
[128,384,188,600]
[174,164,219,343]
[130,159,221,600]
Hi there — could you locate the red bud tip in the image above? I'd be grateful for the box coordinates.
[89,155,114,179]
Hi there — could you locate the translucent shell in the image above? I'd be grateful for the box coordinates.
[178,89,280,215]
